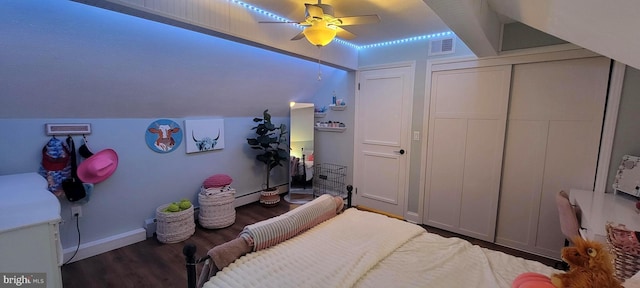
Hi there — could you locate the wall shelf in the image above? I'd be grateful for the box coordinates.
[315,127,346,133]
[329,105,346,111]
[314,112,326,118]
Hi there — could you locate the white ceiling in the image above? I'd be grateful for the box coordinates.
[251,0,640,71]
[238,0,451,46]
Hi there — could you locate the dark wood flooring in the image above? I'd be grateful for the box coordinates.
[61,196,557,288]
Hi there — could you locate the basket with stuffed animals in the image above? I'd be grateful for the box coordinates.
[606,221,640,280]
[198,174,236,229]
[155,199,195,244]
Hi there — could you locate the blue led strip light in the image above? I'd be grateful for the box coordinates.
[230,0,454,49]
[358,31,455,49]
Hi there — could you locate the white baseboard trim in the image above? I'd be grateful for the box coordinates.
[63,228,146,264]
[62,185,291,263]
[234,184,289,207]
[404,211,421,224]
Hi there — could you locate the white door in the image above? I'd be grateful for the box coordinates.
[354,64,414,218]
[423,65,512,242]
[495,57,610,259]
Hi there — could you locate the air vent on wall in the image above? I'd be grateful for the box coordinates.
[429,37,455,56]
[45,123,92,136]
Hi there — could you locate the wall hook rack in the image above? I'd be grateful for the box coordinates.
[45,123,92,136]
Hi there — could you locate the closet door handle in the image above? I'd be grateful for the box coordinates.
[395,149,405,155]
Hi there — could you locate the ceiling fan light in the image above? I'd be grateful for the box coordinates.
[303,21,337,46]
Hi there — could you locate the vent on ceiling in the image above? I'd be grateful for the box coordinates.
[429,37,455,56]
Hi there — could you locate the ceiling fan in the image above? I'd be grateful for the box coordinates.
[259,0,380,47]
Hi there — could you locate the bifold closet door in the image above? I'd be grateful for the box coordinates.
[423,65,511,242]
[495,57,609,259]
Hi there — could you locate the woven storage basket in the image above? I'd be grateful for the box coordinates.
[156,204,195,244]
[198,187,236,229]
[606,222,640,280]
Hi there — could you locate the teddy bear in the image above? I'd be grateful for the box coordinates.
[550,236,622,288]
[513,236,622,288]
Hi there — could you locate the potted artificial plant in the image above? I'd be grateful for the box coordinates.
[247,109,288,206]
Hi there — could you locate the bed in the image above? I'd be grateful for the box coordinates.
[185,195,558,288]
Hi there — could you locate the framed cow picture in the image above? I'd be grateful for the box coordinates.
[185,119,225,154]
[145,119,183,153]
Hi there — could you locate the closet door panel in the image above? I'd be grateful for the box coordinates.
[536,121,602,252]
[495,121,548,248]
[496,57,609,259]
[508,57,610,121]
[431,69,509,118]
[426,118,467,229]
[459,119,505,239]
[424,65,511,241]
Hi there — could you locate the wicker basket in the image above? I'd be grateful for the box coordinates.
[198,187,236,229]
[155,204,195,243]
[605,222,640,280]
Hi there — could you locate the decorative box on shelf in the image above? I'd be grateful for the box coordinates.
[329,104,346,111]
[315,120,345,132]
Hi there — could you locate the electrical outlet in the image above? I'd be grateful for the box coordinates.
[71,205,83,218]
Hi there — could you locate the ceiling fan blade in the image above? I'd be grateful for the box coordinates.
[305,4,324,19]
[291,31,306,41]
[335,27,356,40]
[335,15,380,26]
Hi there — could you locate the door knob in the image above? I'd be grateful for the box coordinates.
[395,149,405,155]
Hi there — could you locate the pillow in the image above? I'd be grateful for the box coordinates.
[239,194,343,251]
[203,174,233,188]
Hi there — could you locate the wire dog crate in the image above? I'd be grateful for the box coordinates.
[313,163,347,198]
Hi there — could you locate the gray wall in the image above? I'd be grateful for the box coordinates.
[607,66,640,192]
[358,37,475,214]
[501,22,567,51]
[0,118,290,246]
[310,73,357,187]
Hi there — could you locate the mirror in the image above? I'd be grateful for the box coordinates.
[285,102,315,204]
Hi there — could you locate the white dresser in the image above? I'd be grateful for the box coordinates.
[0,173,63,288]
[570,189,640,243]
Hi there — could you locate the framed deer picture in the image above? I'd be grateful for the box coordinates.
[185,119,225,154]
[145,119,183,153]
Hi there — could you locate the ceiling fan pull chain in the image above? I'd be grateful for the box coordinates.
[317,46,322,81]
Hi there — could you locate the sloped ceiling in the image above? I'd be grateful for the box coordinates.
[0,0,347,119]
[424,0,640,70]
[487,0,640,70]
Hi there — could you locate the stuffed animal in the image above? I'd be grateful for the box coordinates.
[550,236,622,288]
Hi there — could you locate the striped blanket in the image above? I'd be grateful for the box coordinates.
[239,194,342,251]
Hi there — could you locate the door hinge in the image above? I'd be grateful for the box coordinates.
[358,83,360,90]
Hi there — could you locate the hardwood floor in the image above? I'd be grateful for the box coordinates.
[61,197,557,287]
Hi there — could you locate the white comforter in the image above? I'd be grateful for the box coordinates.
[205,209,558,288]
[354,232,557,287]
